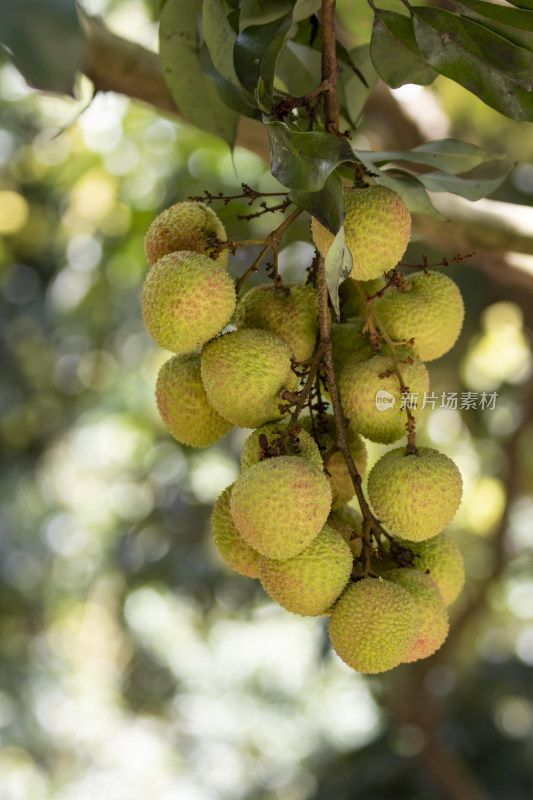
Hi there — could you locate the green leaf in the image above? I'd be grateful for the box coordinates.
[325,226,353,318]
[370,9,437,88]
[342,45,379,126]
[266,121,356,191]
[0,0,84,95]
[289,172,346,234]
[354,138,506,174]
[234,5,295,94]
[159,0,239,147]
[276,41,322,96]
[507,0,533,11]
[203,0,241,87]
[411,7,533,121]
[365,167,448,219]
[416,161,514,201]
[454,0,533,52]
[199,42,261,118]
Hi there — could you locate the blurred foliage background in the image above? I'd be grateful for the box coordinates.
[1,1,533,798]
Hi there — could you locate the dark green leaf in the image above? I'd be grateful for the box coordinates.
[354,138,505,174]
[234,6,294,94]
[325,226,353,318]
[370,9,437,88]
[203,0,241,87]
[276,41,322,96]
[416,161,514,200]
[289,173,346,234]
[506,0,533,10]
[199,43,261,118]
[342,45,379,126]
[0,0,84,95]
[267,121,356,191]
[454,0,533,52]
[159,0,239,147]
[412,7,533,121]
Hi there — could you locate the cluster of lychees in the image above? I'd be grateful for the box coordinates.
[141,185,466,675]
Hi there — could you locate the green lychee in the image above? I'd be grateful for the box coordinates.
[234,283,319,362]
[339,276,387,319]
[327,505,363,558]
[144,201,228,268]
[155,353,232,447]
[328,577,419,674]
[259,524,353,616]
[230,456,332,559]
[398,534,465,606]
[240,421,323,472]
[331,319,368,375]
[338,345,430,444]
[200,329,298,429]
[311,185,411,281]
[142,251,236,353]
[211,485,260,578]
[367,446,463,541]
[383,568,449,662]
[372,271,464,361]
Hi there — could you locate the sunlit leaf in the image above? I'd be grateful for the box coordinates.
[416,161,514,201]
[267,121,357,190]
[159,0,239,147]
[411,7,533,121]
[0,0,84,95]
[354,138,506,174]
[370,9,437,88]
[325,226,353,318]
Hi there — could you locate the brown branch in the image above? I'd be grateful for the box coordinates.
[320,0,340,131]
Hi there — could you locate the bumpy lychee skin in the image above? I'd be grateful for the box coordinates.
[211,485,260,578]
[399,534,465,606]
[372,271,465,361]
[338,345,430,444]
[383,568,449,662]
[339,276,387,320]
[240,422,323,473]
[328,577,419,674]
[201,329,298,429]
[144,201,228,268]
[311,185,411,281]
[327,505,363,558]
[234,284,319,362]
[301,413,367,507]
[142,251,236,353]
[259,524,353,616]
[156,353,232,447]
[230,456,332,559]
[368,447,463,541]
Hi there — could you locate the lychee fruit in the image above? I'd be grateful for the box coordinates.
[211,485,260,578]
[144,201,228,268]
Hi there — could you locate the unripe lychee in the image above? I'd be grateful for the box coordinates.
[301,413,367,507]
[201,329,298,429]
[372,271,465,361]
[211,485,260,578]
[311,185,411,281]
[156,353,232,447]
[240,421,323,472]
[339,276,387,319]
[327,505,363,558]
[338,345,430,444]
[259,524,353,616]
[234,283,319,362]
[328,577,419,674]
[367,447,463,541]
[230,456,332,559]
[331,319,368,375]
[142,251,236,353]
[383,568,449,662]
[399,534,465,606]
[144,201,228,268]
